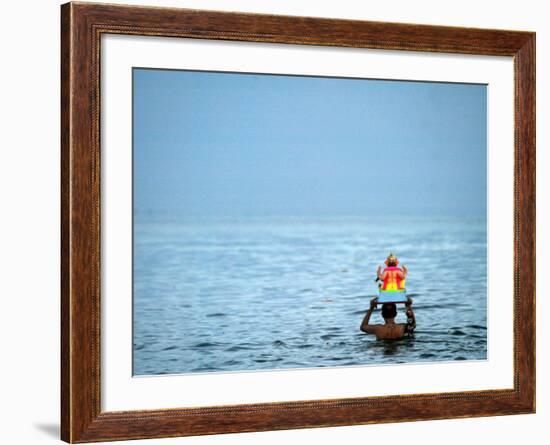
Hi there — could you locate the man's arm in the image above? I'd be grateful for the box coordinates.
[406,307,416,325]
[376,266,386,281]
[360,297,379,334]
[405,297,416,330]
[402,265,408,278]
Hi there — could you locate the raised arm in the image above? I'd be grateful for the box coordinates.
[402,264,408,278]
[376,266,386,281]
[405,297,416,331]
[360,297,379,334]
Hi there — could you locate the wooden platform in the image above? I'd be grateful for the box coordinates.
[377,291,408,304]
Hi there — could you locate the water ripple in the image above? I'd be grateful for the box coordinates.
[133,218,487,375]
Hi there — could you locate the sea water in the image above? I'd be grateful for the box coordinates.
[133,217,487,375]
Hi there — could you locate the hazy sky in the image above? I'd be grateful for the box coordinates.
[133,68,486,219]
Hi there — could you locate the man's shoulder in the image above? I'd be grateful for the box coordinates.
[375,324,407,340]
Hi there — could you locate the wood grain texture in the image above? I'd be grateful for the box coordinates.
[60,2,536,443]
[60,4,71,441]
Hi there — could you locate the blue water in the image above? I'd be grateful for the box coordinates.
[133,217,487,376]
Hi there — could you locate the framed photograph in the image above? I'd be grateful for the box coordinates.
[61,2,535,442]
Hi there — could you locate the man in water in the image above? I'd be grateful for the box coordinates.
[377,252,407,291]
[360,297,416,340]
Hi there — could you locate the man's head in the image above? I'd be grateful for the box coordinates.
[381,303,397,322]
[385,252,399,267]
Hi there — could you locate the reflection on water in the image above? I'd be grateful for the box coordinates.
[133,217,487,375]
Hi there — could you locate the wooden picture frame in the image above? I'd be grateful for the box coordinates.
[61,2,535,442]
